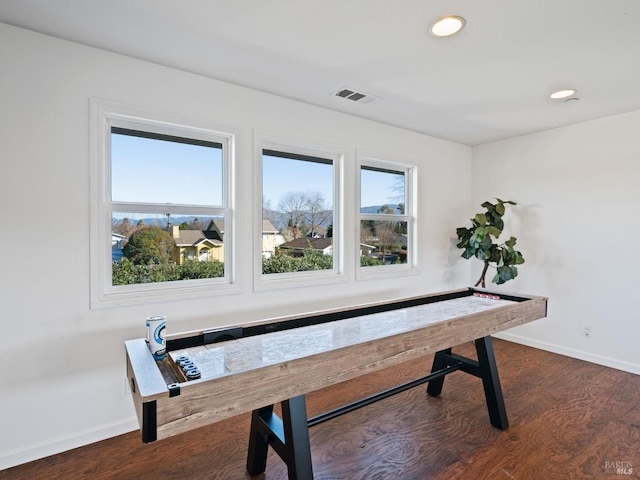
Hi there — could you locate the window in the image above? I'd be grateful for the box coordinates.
[359,159,415,273]
[259,140,343,286]
[90,100,236,307]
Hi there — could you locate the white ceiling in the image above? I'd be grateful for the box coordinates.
[1,0,639,145]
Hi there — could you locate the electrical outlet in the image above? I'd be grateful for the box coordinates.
[583,326,591,338]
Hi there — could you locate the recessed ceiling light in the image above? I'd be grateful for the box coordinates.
[550,89,577,99]
[430,16,466,37]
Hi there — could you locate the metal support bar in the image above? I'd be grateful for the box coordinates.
[308,362,463,427]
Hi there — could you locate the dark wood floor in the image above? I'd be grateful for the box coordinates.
[2,339,639,480]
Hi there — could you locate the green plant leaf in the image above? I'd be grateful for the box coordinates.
[456,227,470,238]
[474,213,487,225]
[476,249,491,261]
[470,230,486,246]
[487,226,502,238]
[493,264,518,284]
[480,235,492,248]
[489,249,502,262]
[462,248,475,259]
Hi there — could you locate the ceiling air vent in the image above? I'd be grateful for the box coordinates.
[333,87,378,104]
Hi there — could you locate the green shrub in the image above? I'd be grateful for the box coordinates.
[262,248,333,274]
[112,258,224,285]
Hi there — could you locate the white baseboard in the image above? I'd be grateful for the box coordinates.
[494,332,640,375]
[0,417,139,471]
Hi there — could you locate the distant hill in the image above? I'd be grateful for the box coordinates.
[115,205,401,233]
[360,204,402,214]
[113,215,220,229]
[264,205,401,230]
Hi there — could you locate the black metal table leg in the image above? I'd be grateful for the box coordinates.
[246,395,314,480]
[426,347,452,397]
[246,404,274,476]
[475,336,509,430]
[426,337,509,430]
[281,396,313,480]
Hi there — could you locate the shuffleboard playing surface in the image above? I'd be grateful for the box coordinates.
[168,295,515,381]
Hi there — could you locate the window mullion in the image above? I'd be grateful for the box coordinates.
[360,214,409,222]
[110,202,224,216]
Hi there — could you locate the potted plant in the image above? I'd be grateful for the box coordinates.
[455,199,525,288]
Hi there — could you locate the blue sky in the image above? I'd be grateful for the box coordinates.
[262,155,333,209]
[111,133,223,205]
[262,156,404,210]
[360,167,405,209]
[111,134,403,213]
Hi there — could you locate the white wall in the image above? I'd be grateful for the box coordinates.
[473,112,640,375]
[0,24,472,469]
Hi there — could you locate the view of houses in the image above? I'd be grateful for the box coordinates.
[112,218,284,265]
[111,209,407,283]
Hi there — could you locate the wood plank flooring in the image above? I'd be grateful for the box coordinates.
[2,339,639,479]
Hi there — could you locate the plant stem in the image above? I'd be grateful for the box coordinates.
[474,260,490,288]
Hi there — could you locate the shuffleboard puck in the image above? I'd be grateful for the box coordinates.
[473,292,501,300]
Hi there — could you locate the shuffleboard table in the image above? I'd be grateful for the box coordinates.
[125,287,547,479]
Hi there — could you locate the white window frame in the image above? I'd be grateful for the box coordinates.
[90,99,238,308]
[357,154,418,279]
[254,133,346,291]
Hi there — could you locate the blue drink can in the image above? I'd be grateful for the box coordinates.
[146,315,166,360]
